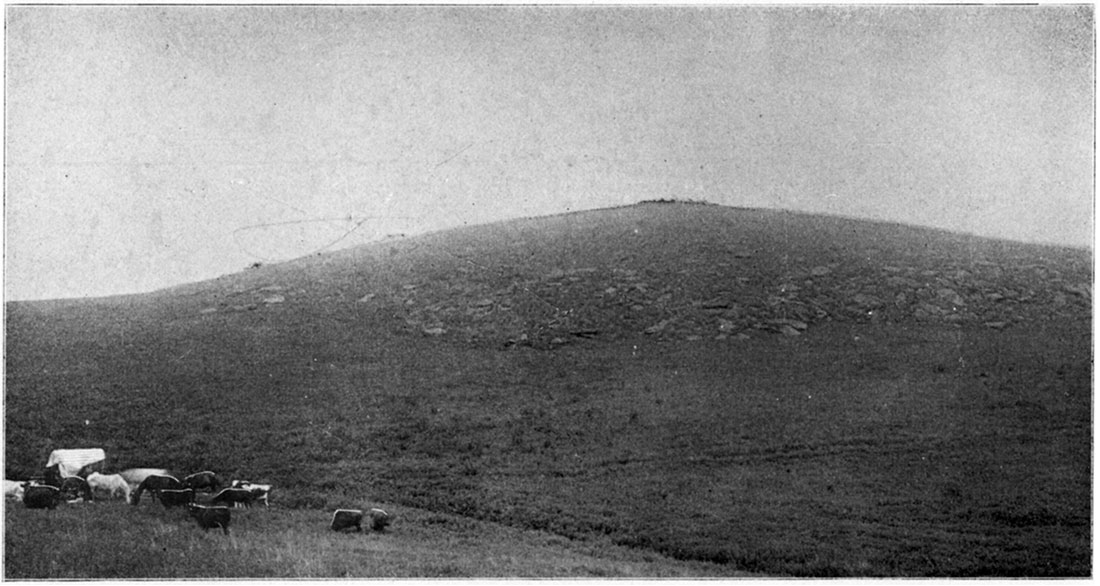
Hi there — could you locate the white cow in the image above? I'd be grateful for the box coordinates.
[46,448,106,477]
[86,472,131,501]
[118,468,171,487]
[3,480,25,500]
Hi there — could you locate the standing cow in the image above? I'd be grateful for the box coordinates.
[182,471,222,493]
[87,473,131,501]
[211,487,256,508]
[230,480,273,507]
[158,489,196,508]
[131,474,182,505]
[118,468,171,487]
[187,504,231,535]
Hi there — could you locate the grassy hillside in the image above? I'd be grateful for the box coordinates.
[5,202,1092,576]
[4,500,741,579]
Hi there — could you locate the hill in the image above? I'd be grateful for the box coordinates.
[5,202,1092,576]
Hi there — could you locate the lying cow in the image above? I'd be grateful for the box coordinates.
[4,480,25,500]
[187,504,231,535]
[331,508,392,532]
[211,487,256,508]
[87,472,131,501]
[331,509,364,532]
[23,485,62,509]
[367,508,391,532]
[230,480,272,507]
[158,488,196,508]
[182,471,222,493]
[131,474,182,505]
[59,476,93,502]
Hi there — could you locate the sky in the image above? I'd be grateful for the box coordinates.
[4,5,1094,301]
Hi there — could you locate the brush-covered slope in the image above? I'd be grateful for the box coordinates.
[5,202,1092,576]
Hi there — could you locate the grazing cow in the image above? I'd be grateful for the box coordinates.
[59,476,93,502]
[211,487,256,508]
[87,473,131,501]
[230,480,272,507]
[182,471,221,493]
[158,488,196,508]
[367,508,391,532]
[118,468,171,487]
[187,504,231,535]
[131,474,182,505]
[45,448,106,478]
[23,485,62,509]
[331,509,364,532]
[4,480,26,500]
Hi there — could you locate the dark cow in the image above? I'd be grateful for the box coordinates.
[23,485,62,509]
[131,474,182,505]
[330,509,363,532]
[211,487,256,508]
[58,476,93,502]
[182,471,221,493]
[367,508,391,532]
[187,504,231,535]
[158,488,196,508]
[42,464,64,488]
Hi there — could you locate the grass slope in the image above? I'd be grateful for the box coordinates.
[5,500,741,578]
[5,202,1092,577]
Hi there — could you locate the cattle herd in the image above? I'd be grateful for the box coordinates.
[4,465,390,536]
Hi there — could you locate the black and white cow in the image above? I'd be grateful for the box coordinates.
[58,476,93,502]
[211,487,256,508]
[367,508,391,532]
[230,480,272,507]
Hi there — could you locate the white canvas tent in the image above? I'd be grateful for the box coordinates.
[45,448,106,477]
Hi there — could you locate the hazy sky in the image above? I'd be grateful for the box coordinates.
[5,5,1094,300]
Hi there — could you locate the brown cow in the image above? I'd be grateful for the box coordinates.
[187,504,231,535]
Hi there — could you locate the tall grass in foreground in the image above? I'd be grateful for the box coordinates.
[4,500,740,579]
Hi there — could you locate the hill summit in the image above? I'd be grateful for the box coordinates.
[153,202,1090,349]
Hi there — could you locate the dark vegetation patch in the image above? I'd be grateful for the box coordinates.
[5,203,1091,577]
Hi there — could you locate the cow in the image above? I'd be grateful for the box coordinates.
[42,464,64,488]
[187,504,231,535]
[58,476,93,502]
[131,474,182,505]
[118,468,171,487]
[86,473,131,501]
[182,471,221,493]
[230,480,272,507]
[45,448,106,478]
[23,485,62,509]
[4,480,26,500]
[211,487,256,508]
[367,508,391,532]
[330,509,364,532]
[157,488,196,508]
